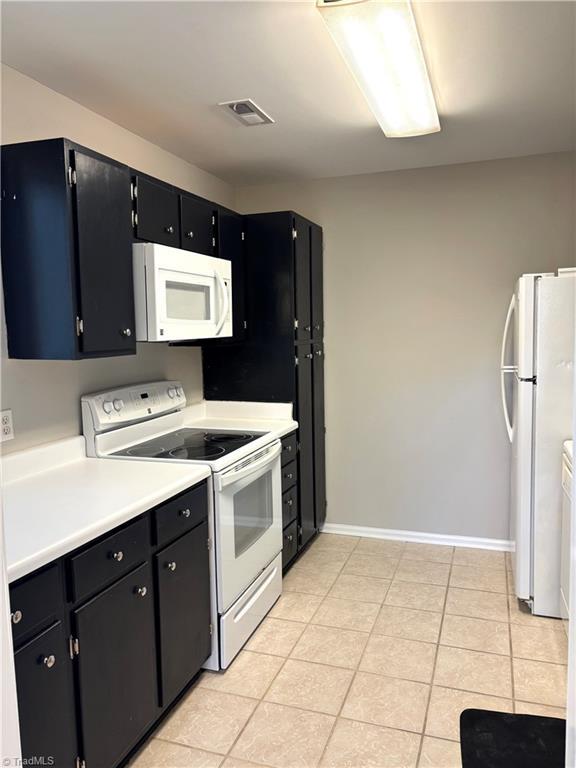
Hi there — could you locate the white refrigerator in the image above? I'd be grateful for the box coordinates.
[501,269,575,617]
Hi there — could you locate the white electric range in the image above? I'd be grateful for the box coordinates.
[81,380,285,669]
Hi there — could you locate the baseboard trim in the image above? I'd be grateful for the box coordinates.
[321,523,513,552]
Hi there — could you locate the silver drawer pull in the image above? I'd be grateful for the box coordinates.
[284,445,292,452]
[180,508,191,518]
[120,328,132,337]
[287,499,293,507]
[167,561,177,572]
[111,551,124,562]
[185,230,194,239]
[284,473,293,480]
[165,225,174,234]
[42,655,56,669]
[135,586,147,598]
[286,534,293,542]
[11,610,22,625]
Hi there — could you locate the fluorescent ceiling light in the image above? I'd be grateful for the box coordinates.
[317,0,440,138]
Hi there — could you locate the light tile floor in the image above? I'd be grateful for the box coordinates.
[131,534,568,768]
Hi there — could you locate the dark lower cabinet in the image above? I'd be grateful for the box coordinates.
[9,482,211,768]
[14,621,78,768]
[74,562,157,768]
[156,522,211,705]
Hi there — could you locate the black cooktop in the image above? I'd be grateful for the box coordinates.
[113,428,263,461]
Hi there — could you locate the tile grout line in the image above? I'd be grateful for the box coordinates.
[416,545,455,767]
[506,564,518,713]
[314,540,408,768]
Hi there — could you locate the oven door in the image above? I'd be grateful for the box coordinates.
[134,244,232,341]
[214,442,282,612]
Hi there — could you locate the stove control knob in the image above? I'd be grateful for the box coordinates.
[102,401,114,414]
[176,387,184,398]
[113,399,124,412]
[167,387,178,399]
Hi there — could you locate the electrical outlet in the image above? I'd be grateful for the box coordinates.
[1,409,14,442]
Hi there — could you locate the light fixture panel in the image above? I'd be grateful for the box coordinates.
[317,0,440,138]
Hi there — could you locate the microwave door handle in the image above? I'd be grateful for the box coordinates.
[217,443,281,490]
[214,270,230,336]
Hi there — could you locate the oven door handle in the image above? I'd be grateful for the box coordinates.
[217,443,281,490]
[214,270,230,336]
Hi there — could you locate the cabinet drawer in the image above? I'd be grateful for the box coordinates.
[282,521,298,569]
[282,486,298,528]
[154,482,208,548]
[281,460,298,494]
[9,563,62,646]
[69,517,148,601]
[281,433,298,467]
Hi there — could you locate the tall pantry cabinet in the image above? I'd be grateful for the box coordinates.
[203,212,326,567]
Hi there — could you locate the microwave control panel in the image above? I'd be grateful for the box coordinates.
[81,380,186,433]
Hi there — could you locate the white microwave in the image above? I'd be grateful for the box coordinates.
[133,243,233,341]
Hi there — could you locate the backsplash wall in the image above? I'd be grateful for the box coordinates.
[0,65,232,453]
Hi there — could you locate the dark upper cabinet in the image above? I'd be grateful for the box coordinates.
[294,214,312,343]
[14,621,78,768]
[133,176,180,248]
[311,224,324,342]
[296,345,316,548]
[180,194,217,256]
[155,522,211,705]
[72,150,135,355]
[313,343,327,530]
[1,138,136,359]
[74,562,157,768]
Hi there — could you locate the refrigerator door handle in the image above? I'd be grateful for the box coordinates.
[500,369,515,443]
[500,293,516,371]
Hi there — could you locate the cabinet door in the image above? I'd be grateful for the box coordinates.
[72,151,135,356]
[74,562,157,768]
[180,195,216,256]
[311,224,324,342]
[135,176,180,247]
[293,217,312,343]
[296,345,316,547]
[313,343,327,530]
[14,621,78,768]
[156,523,211,706]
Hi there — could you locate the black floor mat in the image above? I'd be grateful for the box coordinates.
[460,709,566,768]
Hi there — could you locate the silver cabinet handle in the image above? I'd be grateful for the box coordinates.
[305,353,313,359]
[111,551,124,562]
[284,473,293,480]
[284,445,292,452]
[180,508,191,518]
[286,499,293,506]
[314,324,321,330]
[286,534,294,542]
[165,225,174,234]
[304,326,311,332]
[120,328,132,337]
[315,350,323,356]
[11,610,22,625]
[185,231,194,239]
[42,655,56,669]
[167,561,177,572]
[135,586,147,597]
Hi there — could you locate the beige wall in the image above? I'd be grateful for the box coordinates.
[237,153,576,540]
[0,65,233,453]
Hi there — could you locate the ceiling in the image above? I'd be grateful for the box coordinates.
[2,1,575,185]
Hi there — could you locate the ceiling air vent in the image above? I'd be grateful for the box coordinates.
[218,99,275,126]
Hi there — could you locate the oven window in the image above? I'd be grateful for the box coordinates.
[165,281,210,321]
[234,472,273,558]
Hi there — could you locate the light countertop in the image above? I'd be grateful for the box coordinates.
[2,437,211,583]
